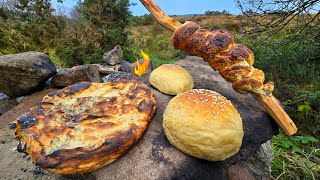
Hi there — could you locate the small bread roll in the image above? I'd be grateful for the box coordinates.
[163,89,244,161]
[149,64,194,95]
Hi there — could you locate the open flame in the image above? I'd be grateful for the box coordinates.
[134,50,150,76]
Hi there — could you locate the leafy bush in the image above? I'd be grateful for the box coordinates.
[125,24,187,64]
[129,14,155,26]
[58,39,102,67]
[272,133,320,180]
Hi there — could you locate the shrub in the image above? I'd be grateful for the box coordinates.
[58,42,102,67]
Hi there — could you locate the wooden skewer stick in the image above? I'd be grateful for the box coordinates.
[140,0,297,135]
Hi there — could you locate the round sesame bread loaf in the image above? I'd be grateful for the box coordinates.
[163,89,243,161]
[149,64,194,95]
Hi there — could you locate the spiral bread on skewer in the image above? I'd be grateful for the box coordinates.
[172,21,274,96]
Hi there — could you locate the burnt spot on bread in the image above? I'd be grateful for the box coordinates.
[62,114,80,123]
[208,31,233,51]
[172,22,200,49]
[138,100,155,113]
[108,96,117,103]
[17,142,27,153]
[47,91,62,97]
[65,82,91,95]
[231,47,249,59]
[13,81,156,174]
[17,114,37,131]
[37,129,138,170]
[48,82,91,97]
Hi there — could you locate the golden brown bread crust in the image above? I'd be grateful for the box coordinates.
[149,64,194,95]
[163,89,243,161]
[172,22,274,95]
[13,81,156,174]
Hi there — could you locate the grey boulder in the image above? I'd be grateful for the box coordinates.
[0,99,18,116]
[0,52,56,97]
[103,45,123,65]
[0,93,9,101]
[95,64,121,75]
[51,64,101,87]
[119,60,131,73]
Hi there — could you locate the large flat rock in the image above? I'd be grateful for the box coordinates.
[0,52,56,97]
[0,57,278,179]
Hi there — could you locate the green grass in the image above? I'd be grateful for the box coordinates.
[272,132,320,180]
[124,24,187,64]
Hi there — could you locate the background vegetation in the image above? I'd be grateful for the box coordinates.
[0,0,319,179]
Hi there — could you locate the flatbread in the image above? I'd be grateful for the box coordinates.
[12,81,156,174]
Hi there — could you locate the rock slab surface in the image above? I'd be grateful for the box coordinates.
[103,45,123,65]
[0,56,278,179]
[0,52,56,97]
[51,64,101,87]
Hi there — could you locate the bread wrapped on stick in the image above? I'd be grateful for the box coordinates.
[172,21,274,95]
[140,0,297,135]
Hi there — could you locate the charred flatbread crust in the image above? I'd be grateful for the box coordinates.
[13,81,156,174]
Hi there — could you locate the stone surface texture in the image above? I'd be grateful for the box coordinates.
[51,64,101,87]
[103,45,123,65]
[0,93,9,101]
[94,64,121,75]
[119,60,131,73]
[0,99,18,116]
[0,52,56,97]
[0,56,278,179]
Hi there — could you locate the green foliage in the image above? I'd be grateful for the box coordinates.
[0,20,40,54]
[0,0,66,55]
[0,0,131,67]
[80,0,131,52]
[272,132,320,180]
[58,42,102,67]
[297,102,311,113]
[128,14,155,26]
[125,24,187,64]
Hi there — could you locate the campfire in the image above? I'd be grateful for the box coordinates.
[102,50,154,84]
[134,50,150,77]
